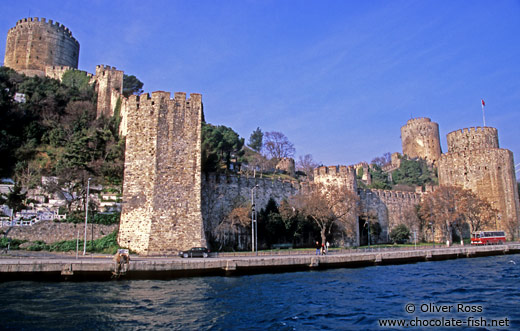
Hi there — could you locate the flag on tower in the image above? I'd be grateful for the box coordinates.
[481,99,486,127]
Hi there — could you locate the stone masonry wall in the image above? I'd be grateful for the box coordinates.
[313,165,357,191]
[446,127,499,153]
[201,173,300,242]
[4,17,79,76]
[95,65,124,118]
[118,91,205,255]
[401,118,442,165]
[359,188,422,242]
[439,147,520,238]
[1,221,118,244]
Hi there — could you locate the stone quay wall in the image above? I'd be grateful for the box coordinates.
[118,92,205,255]
[4,17,79,76]
[400,117,442,165]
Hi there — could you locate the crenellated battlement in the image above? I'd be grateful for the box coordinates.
[11,17,78,44]
[403,117,432,127]
[359,188,422,202]
[4,17,80,76]
[313,165,356,177]
[446,126,499,153]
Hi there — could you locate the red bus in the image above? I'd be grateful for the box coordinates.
[471,231,506,245]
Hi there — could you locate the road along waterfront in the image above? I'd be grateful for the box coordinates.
[1,244,519,281]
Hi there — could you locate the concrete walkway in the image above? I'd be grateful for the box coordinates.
[1,244,519,281]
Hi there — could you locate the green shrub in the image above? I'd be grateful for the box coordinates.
[27,240,49,251]
[0,237,26,250]
[390,224,411,244]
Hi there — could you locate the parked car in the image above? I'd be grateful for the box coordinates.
[179,247,210,258]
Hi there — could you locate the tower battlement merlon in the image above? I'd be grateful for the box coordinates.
[12,17,78,43]
[446,126,499,153]
[4,17,80,76]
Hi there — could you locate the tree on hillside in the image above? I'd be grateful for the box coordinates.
[61,70,92,92]
[2,184,27,214]
[297,154,319,180]
[123,75,144,97]
[371,152,392,167]
[392,157,436,187]
[263,131,295,160]
[368,164,391,190]
[248,127,263,153]
[202,123,245,172]
[286,184,359,244]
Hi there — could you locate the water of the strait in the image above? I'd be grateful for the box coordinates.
[0,254,518,330]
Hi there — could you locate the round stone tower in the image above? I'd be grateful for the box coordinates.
[400,118,442,165]
[446,126,498,153]
[4,17,79,76]
[438,127,520,239]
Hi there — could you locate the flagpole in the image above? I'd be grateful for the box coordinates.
[481,99,486,127]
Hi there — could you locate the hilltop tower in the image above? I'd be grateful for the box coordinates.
[401,118,442,165]
[438,127,520,239]
[95,65,124,118]
[4,17,79,76]
[118,91,205,255]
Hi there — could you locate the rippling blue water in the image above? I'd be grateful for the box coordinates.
[1,254,519,330]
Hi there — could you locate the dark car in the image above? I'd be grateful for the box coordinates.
[179,247,210,258]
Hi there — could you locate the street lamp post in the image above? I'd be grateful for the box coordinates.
[251,185,259,255]
[83,178,91,255]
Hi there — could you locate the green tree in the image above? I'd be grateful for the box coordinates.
[392,157,436,187]
[368,165,391,189]
[61,70,92,92]
[390,224,411,244]
[122,74,144,97]
[3,184,27,214]
[248,127,263,152]
[202,123,244,172]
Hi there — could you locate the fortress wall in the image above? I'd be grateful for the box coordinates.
[4,17,79,76]
[446,127,499,153]
[201,174,300,241]
[401,117,442,165]
[439,148,520,238]
[95,65,124,118]
[313,165,357,191]
[359,189,422,241]
[119,92,205,255]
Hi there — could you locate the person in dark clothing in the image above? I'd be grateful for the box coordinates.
[315,241,321,255]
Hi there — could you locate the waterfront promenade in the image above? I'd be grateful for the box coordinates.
[1,244,519,281]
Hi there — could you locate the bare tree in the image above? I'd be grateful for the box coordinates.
[287,184,359,244]
[371,152,392,167]
[297,154,319,180]
[419,185,495,244]
[263,131,295,160]
[214,201,251,250]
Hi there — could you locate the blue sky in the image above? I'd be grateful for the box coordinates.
[1,0,519,169]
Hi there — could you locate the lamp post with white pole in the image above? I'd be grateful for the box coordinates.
[251,185,259,255]
[83,178,91,255]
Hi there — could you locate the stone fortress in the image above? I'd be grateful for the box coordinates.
[3,18,519,254]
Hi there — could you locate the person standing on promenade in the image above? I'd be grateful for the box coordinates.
[315,241,321,255]
[326,241,329,254]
